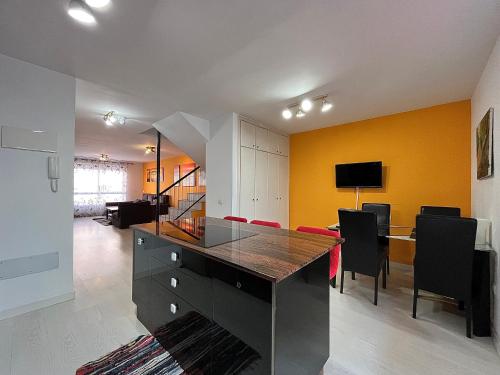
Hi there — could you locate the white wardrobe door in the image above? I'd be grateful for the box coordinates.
[278,155,289,228]
[254,150,269,221]
[255,126,269,152]
[240,147,256,221]
[240,120,256,149]
[276,134,289,156]
[267,153,280,223]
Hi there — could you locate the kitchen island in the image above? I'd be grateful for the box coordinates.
[132,217,341,374]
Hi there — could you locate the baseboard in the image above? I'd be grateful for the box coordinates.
[0,291,75,321]
[493,325,500,357]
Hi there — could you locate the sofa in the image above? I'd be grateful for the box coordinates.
[111,201,154,229]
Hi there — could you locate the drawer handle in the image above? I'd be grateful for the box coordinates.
[171,252,178,262]
[170,303,178,314]
[236,281,242,289]
[137,238,145,245]
[170,277,178,288]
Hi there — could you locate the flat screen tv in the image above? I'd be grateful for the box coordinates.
[335,161,382,188]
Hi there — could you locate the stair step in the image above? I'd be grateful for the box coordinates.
[178,200,203,210]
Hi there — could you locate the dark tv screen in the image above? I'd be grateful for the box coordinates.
[335,162,382,188]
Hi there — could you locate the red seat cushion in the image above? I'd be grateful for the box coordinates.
[250,220,281,228]
[223,216,248,223]
[296,226,341,280]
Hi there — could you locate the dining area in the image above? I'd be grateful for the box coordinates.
[325,204,493,339]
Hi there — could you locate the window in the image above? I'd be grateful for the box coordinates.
[74,158,128,217]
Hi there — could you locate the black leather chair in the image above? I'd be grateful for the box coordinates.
[338,209,388,305]
[111,201,154,229]
[420,206,460,216]
[413,214,477,338]
[362,203,391,274]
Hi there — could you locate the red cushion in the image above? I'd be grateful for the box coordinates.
[296,226,341,280]
[250,220,281,228]
[223,216,248,223]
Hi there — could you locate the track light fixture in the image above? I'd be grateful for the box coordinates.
[67,0,96,24]
[145,146,156,154]
[282,95,334,120]
[103,111,126,126]
[99,153,110,161]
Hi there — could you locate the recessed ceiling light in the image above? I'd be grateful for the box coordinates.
[145,146,156,154]
[321,99,333,112]
[67,0,96,24]
[296,109,306,118]
[300,98,313,112]
[85,0,111,8]
[282,108,292,120]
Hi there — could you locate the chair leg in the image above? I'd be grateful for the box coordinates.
[412,286,418,319]
[340,269,345,294]
[466,302,472,339]
[382,262,387,289]
[352,272,355,280]
[374,275,379,305]
[386,255,390,275]
[330,276,336,288]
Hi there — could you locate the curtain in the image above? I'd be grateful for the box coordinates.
[74,158,128,217]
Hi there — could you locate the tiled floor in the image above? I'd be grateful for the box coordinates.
[0,217,499,374]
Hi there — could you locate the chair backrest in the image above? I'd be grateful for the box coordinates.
[415,215,476,300]
[420,206,460,217]
[223,216,248,223]
[362,203,391,236]
[250,220,281,228]
[338,209,380,277]
[296,226,339,238]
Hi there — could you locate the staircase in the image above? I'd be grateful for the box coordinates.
[157,166,206,222]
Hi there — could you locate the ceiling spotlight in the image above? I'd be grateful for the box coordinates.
[296,109,306,118]
[282,108,292,120]
[145,146,156,154]
[300,98,313,112]
[67,0,96,24]
[99,153,109,161]
[103,111,126,126]
[85,0,111,8]
[321,99,333,112]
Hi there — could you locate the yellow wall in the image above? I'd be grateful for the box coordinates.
[143,154,195,194]
[290,100,471,264]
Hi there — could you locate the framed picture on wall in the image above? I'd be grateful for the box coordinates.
[173,165,180,186]
[147,167,164,183]
[476,108,494,179]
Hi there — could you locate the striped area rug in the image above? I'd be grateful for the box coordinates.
[76,311,259,374]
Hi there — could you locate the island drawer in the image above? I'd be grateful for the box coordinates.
[151,256,212,316]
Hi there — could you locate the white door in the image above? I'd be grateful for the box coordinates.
[254,150,269,221]
[276,134,289,156]
[240,147,256,221]
[267,153,280,221]
[240,120,256,149]
[267,131,280,154]
[255,126,269,152]
[278,155,289,228]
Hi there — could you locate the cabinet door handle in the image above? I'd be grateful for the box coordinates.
[171,252,178,262]
[170,303,178,314]
[137,238,145,245]
[170,277,178,288]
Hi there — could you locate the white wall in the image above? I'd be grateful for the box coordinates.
[471,36,500,354]
[205,113,239,218]
[127,162,144,201]
[0,54,75,318]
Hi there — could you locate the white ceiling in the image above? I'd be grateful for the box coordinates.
[1,0,500,161]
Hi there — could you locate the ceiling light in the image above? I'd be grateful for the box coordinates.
[321,99,333,112]
[300,98,313,112]
[282,108,292,120]
[145,146,156,154]
[85,0,111,8]
[296,109,305,118]
[103,111,126,126]
[99,153,109,161]
[67,0,96,24]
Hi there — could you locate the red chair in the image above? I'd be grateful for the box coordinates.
[223,216,248,223]
[250,220,281,229]
[296,226,341,288]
